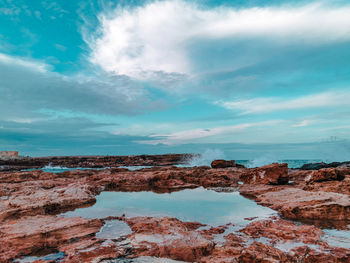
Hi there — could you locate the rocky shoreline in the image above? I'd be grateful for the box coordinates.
[0,154,195,171]
[1,155,350,262]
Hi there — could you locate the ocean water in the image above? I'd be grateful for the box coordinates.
[61,187,276,226]
[21,164,109,173]
[236,159,322,169]
[178,159,321,169]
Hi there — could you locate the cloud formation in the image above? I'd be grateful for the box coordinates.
[0,53,158,121]
[138,121,280,145]
[89,1,350,78]
[217,91,350,114]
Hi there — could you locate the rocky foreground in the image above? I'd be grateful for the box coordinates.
[1,156,350,262]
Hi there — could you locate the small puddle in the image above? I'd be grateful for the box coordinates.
[14,252,65,263]
[322,229,350,249]
[101,256,186,262]
[21,166,109,173]
[118,166,154,171]
[97,220,132,239]
[61,187,276,226]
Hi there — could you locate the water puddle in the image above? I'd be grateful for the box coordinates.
[97,220,132,239]
[61,187,276,226]
[21,165,109,173]
[101,257,185,262]
[118,166,154,171]
[14,252,65,263]
[322,229,350,249]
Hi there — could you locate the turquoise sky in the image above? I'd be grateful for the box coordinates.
[1,0,350,159]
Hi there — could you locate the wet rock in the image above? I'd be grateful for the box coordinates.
[239,163,289,185]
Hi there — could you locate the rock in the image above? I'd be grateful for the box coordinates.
[211,159,245,168]
[240,219,323,244]
[125,217,214,262]
[238,241,289,262]
[306,168,345,183]
[0,154,196,171]
[0,183,96,221]
[303,177,350,196]
[62,240,125,263]
[1,156,350,262]
[239,163,289,185]
[256,188,350,221]
[0,215,102,262]
[301,161,350,170]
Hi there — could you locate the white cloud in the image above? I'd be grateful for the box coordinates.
[217,91,350,114]
[0,53,49,73]
[292,120,313,128]
[137,121,280,145]
[89,1,350,78]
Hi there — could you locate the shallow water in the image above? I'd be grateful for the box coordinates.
[62,187,276,226]
[14,252,65,263]
[118,165,154,171]
[322,229,350,249]
[101,257,185,263]
[21,165,109,173]
[97,220,132,239]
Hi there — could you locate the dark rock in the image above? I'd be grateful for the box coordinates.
[301,161,350,170]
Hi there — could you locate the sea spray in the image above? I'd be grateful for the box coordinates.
[246,154,279,168]
[183,149,225,167]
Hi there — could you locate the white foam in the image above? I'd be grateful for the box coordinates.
[182,149,225,167]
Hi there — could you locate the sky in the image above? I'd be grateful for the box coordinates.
[1,0,350,159]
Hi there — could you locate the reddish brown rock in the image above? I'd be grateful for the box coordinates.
[0,215,102,262]
[240,219,323,244]
[125,217,214,262]
[62,240,125,263]
[0,183,96,221]
[211,159,244,168]
[256,188,350,221]
[306,168,345,183]
[239,163,289,185]
[304,177,350,196]
[238,241,289,262]
[1,156,350,263]
[0,154,195,171]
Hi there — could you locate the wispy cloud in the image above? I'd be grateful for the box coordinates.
[0,53,49,73]
[137,121,281,145]
[89,1,350,78]
[217,91,350,114]
[292,120,312,128]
